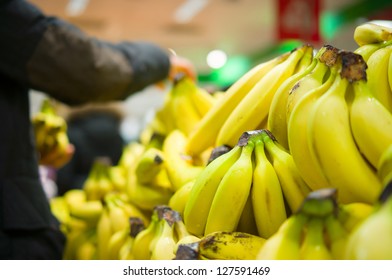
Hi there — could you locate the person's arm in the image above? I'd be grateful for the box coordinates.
[0,0,171,105]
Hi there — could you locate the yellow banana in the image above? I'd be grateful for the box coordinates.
[49,196,70,226]
[337,202,374,233]
[107,229,129,260]
[236,192,259,236]
[118,141,145,171]
[96,208,113,260]
[353,22,392,47]
[185,51,291,156]
[183,145,242,237]
[162,130,203,191]
[126,173,173,211]
[287,52,338,190]
[199,231,266,260]
[268,45,315,149]
[307,51,382,204]
[348,71,392,168]
[262,130,311,213]
[75,230,97,260]
[251,136,287,239]
[257,213,308,260]
[378,144,392,186]
[204,137,255,235]
[216,45,308,147]
[324,213,349,260]
[135,147,165,184]
[190,86,216,117]
[169,74,203,136]
[367,45,392,113]
[131,206,168,260]
[116,217,146,260]
[299,217,332,260]
[83,157,114,201]
[344,184,392,259]
[150,217,177,260]
[168,180,194,218]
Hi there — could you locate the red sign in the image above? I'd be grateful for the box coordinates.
[277,0,321,43]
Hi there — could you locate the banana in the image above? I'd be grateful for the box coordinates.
[354,40,392,62]
[118,141,145,171]
[262,130,311,213]
[348,67,392,168]
[287,48,339,190]
[183,144,242,237]
[49,196,70,226]
[268,45,315,149]
[135,147,165,184]
[324,213,349,260]
[204,135,255,235]
[116,217,146,260]
[132,206,170,260]
[63,228,96,260]
[257,213,308,260]
[96,208,113,260]
[185,51,291,156]
[169,74,203,136]
[366,45,392,113]
[150,219,177,260]
[168,180,194,218]
[236,192,259,236]
[198,231,266,260]
[353,22,392,47]
[251,136,287,239]
[107,228,130,260]
[337,202,374,233]
[307,51,382,204]
[189,84,216,117]
[173,218,200,255]
[83,157,114,201]
[299,217,332,260]
[75,230,97,260]
[162,130,203,191]
[378,144,392,186]
[109,165,127,192]
[344,183,392,259]
[216,45,308,147]
[126,173,173,211]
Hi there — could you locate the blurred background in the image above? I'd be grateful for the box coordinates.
[29,0,392,141]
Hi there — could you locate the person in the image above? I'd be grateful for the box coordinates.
[0,0,196,260]
[55,102,126,196]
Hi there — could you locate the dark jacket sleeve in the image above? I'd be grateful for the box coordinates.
[0,0,171,105]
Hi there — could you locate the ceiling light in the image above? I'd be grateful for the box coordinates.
[66,0,90,16]
[174,0,209,24]
[207,49,228,69]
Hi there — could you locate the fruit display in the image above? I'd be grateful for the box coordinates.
[36,21,392,260]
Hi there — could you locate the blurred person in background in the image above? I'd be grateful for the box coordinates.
[0,0,196,259]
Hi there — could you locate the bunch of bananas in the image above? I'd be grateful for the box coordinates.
[185,44,313,155]
[149,73,217,137]
[32,98,70,162]
[184,129,311,239]
[47,20,392,260]
[257,188,373,260]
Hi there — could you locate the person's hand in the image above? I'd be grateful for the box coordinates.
[168,55,197,82]
[39,143,75,169]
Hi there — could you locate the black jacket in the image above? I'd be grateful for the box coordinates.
[0,0,170,231]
